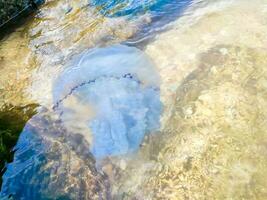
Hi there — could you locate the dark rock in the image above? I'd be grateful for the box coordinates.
[0,0,44,29]
[0,104,38,188]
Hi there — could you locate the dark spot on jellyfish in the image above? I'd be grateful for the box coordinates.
[65,6,73,15]
[53,44,162,159]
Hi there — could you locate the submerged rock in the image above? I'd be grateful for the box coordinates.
[0,0,44,29]
[0,104,38,188]
[0,111,111,200]
[54,44,161,158]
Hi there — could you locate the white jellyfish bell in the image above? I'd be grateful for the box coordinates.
[53,44,162,159]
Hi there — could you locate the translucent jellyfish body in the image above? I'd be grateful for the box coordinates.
[53,44,161,158]
[0,45,161,199]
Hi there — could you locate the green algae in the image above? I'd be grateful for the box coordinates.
[0,103,38,187]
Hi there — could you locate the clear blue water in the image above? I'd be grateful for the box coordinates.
[101,0,193,44]
[91,0,191,18]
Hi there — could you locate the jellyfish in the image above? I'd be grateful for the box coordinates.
[1,44,161,199]
[53,44,162,159]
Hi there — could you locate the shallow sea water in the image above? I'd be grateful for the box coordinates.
[0,0,267,199]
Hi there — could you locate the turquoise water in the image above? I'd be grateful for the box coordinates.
[91,0,191,17]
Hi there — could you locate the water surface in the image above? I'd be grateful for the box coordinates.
[0,0,267,199]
